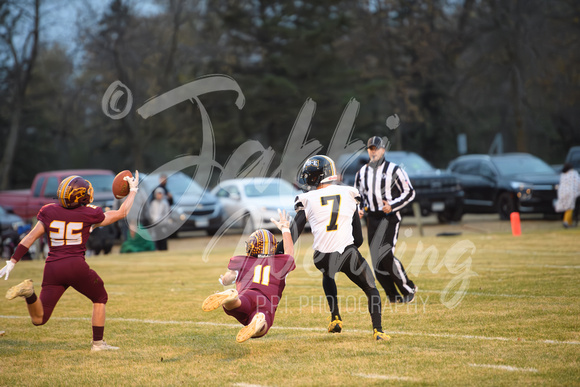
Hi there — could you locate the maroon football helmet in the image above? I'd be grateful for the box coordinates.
[246,229,277,257]
[57,175,94,209]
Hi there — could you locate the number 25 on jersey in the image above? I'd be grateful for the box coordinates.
[49,220,83,246]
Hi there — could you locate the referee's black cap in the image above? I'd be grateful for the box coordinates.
[366,136,385,149]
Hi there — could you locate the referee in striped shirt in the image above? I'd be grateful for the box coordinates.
[355,136,418,303]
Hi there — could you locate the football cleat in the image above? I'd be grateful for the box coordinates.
[401,286,418,304]
[91,340,119,352]
[236,312,266,343]
[373,329,391,341]
[328,315,343,333]
[5,279,34,300]
[202,289,239,312]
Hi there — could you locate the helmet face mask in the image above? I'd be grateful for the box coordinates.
[298,155,337,192]
[57,176,94,209]
[245,229,277,257]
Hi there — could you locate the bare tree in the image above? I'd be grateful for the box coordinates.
[0,0,40,189]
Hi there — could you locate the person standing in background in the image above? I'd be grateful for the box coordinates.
[155,174,173,206]
[355,136,417,303]
[149,187,171,250]
[555,163,580,228]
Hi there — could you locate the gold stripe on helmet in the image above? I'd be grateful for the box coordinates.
[57,175,80,208]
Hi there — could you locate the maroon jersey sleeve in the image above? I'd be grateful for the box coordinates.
[227,255,248,272]
[38,204,106,262]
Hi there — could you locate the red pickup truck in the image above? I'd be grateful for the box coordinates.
[0,169,116,222]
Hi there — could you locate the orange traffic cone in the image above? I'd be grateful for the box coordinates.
[510,212,521,236]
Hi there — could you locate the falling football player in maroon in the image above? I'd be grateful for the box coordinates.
[202,210,295,343]
[0,172,139,351]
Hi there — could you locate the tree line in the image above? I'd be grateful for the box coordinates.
[1,0,578,189]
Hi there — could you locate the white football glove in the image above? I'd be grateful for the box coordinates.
[0,260,15,280]
[270,209,292,233]
[124,170,139,192]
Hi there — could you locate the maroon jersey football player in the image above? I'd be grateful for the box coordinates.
[202,210,295,343]
[0,172,139,351]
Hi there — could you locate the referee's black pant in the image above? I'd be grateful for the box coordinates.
[366,211,416,301]
[313,245,382,331]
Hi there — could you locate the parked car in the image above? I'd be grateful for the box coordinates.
[0,205,28,259]
[565,146,580,172]
[130,171,224,236]
[447,153,559,220]
[338,151,465,223]
[0,205,25,233]
[211,177,299,232]
[0,169,116,222]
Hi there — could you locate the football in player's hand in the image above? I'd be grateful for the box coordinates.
[112,170,132,199]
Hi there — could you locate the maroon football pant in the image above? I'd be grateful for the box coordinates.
[223,290,275,336]
[37,257,108,325]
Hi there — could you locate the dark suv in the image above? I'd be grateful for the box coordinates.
[338,151,464,223]
[565,146,580,172]
[447,153,559,220]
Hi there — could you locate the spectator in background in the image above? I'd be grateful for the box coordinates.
[155,174,173,206]
[120,220,155,253]
[149,188,171,251]
[87,206,117,256]
[554,163,580,228]
[86,225,116,256]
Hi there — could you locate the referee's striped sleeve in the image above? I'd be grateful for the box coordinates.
[389,167,415,212]
[354,170,365,209]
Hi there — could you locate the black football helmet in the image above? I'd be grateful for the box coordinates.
[57,175,94,209]
[298,155,338,191]
[246,229,277,257]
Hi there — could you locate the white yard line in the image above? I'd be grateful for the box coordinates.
[542,265,580,269]
[2,315,579,346]
[353,373,418,381]
[477,249,580,257]
[424,289,566,299]
[469,363,538,373]
[288,285,569,299]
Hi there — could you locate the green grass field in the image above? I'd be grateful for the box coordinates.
[1,226,579,386]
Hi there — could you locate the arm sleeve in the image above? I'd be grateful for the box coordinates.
[227,256,243,272]
[276,209,307,254]
[389,167,416,212]
[354,171,364,211]
[351,210,363,248]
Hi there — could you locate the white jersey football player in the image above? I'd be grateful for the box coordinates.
[279,155,390,341]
